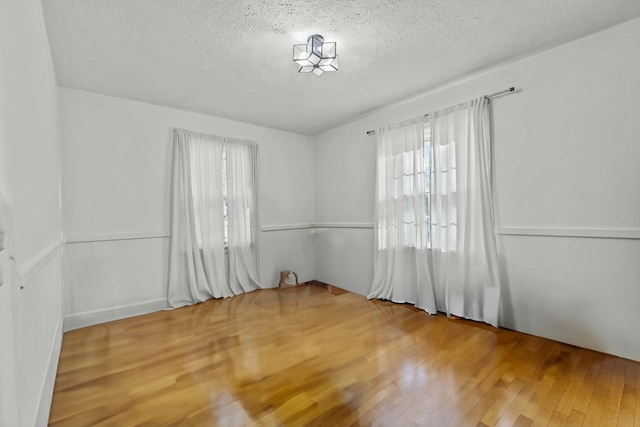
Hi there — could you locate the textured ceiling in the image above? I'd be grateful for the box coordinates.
[41,0,640,135]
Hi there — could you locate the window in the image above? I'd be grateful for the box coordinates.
[188,142,254,248]
[189,144,224,247]
[424,126,431,245]
[394,124,457,251]
[428,130,458,253]
[222,149,228,245]
[380,126,431,250]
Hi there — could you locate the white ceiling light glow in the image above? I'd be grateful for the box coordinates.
[293,34,338,76]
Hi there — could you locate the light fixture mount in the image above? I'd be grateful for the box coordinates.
[293,34,338,76]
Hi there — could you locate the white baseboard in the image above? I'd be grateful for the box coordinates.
[64,298,168,332]
[34,310,63,427]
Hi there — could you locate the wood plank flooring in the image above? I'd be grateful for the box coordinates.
[49,284,640,426]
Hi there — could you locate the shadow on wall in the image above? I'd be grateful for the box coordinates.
[494,238,612,360]
[497,237,515,330]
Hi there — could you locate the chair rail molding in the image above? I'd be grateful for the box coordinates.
[496,226,640,239]
[261,223,374,232]
[65,231,170,244]
[313,223,374,229]
[14,238,63,284]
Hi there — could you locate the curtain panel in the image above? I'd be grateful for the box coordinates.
[430,97,501,326]
[168,128,262,308]
[368,119,438,314]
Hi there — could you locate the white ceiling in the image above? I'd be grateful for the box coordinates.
[41,0,640,135]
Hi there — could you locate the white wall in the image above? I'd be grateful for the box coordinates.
[0,0,64,425]
[314,18,640,361]
[60,88,316,330]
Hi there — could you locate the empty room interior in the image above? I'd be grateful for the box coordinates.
[1,0,639,426]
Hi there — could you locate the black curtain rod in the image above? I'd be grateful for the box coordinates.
[366,87,516,135]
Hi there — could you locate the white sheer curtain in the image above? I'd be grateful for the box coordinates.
[430,97,501,326]
[226,141,261,294]
[168,129,262,308]
[368,119,437,314]
[369,97,501,327]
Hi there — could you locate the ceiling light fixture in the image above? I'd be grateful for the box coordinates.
[293,34,338,76]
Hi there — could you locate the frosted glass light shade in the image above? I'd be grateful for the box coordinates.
[293,44,313,67]
[319,42,336,65]
[293,34,338,76]
[319,54,338,72]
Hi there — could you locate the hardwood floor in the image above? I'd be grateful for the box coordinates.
[49,284,639,426]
